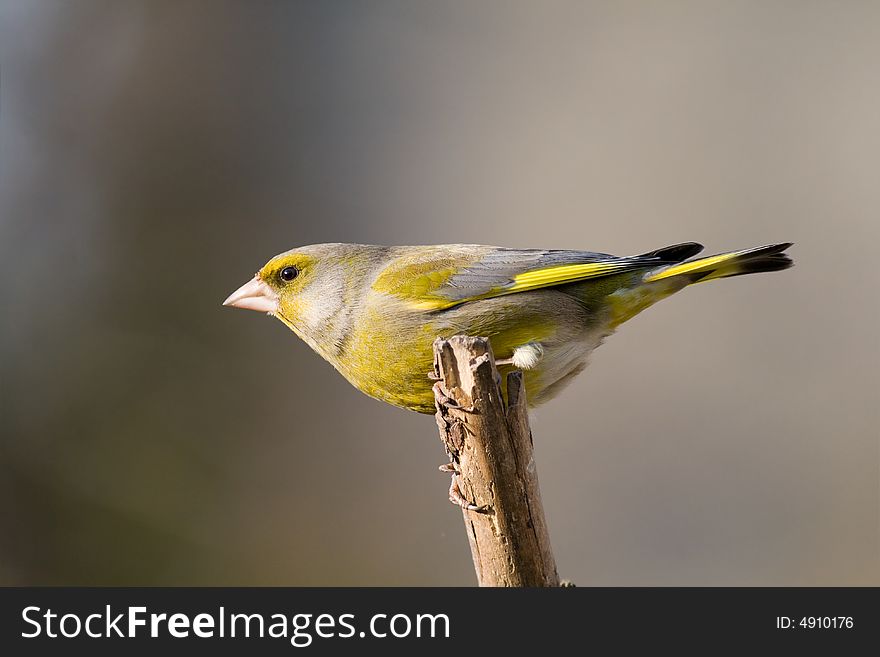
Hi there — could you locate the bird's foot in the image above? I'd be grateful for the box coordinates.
[440,462,487,512]
[448,476,486,512]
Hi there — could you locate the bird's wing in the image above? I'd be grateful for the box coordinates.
[371,243,704,311]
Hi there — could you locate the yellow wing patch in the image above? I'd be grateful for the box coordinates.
[509,262,630,289]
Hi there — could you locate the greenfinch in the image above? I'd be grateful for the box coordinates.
[224,242,792,413]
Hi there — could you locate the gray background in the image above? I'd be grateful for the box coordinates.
[1,0,877,585]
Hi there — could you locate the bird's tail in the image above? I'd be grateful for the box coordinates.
[643,242,794,284]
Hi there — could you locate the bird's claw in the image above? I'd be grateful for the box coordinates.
[446,471,487,512]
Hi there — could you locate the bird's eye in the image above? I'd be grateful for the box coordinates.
[279,266,299,282]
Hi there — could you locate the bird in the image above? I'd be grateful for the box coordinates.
[224,241,792,413]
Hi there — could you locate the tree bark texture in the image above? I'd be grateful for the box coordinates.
[432,335,560,587]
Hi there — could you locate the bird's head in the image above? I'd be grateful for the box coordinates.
[223,243,378,359]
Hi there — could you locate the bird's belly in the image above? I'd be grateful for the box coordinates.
[337,295,612,413]
[341,330,609,413]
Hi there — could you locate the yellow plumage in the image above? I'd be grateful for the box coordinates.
[224,241,792,413]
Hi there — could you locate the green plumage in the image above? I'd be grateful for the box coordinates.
[225,241,793,413]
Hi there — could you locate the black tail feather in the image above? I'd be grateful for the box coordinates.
[638,242,705,263]
[709,251,794,280]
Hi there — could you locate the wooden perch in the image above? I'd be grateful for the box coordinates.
[432,335,560,587]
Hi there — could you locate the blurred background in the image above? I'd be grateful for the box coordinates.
[1,0,877,586]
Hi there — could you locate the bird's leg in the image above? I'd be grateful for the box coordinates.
[496,342,545,369]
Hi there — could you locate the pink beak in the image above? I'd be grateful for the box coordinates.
[222,275,280,314]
